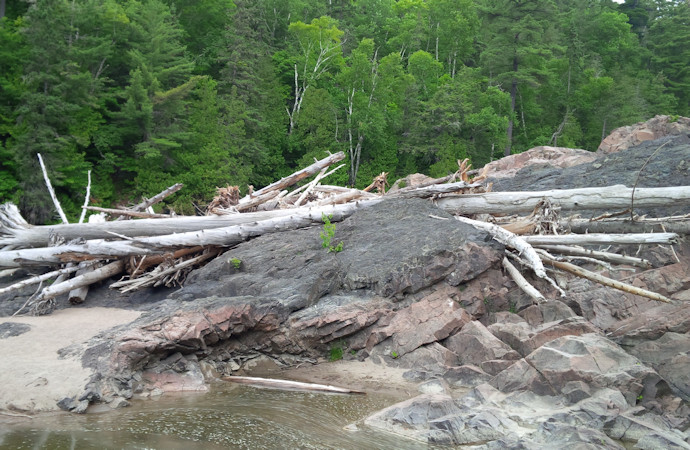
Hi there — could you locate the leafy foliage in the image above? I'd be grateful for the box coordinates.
[1,0,689,223]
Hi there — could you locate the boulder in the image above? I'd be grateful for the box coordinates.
[597,115,690,154]
[481,145,597,179]
[442,320,521,375]
[524,333,665,406]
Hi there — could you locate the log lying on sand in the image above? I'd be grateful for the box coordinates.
[436,185,690,215]
[222,375,365,394]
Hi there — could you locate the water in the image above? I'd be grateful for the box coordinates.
[0,383,431,449]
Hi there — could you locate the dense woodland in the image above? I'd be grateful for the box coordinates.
[0,0,688,223]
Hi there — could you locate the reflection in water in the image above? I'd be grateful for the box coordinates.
[0,383,431,449]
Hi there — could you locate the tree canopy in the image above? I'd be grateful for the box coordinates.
[1,0,688,223]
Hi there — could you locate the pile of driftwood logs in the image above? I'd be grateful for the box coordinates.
[1,151,689,315]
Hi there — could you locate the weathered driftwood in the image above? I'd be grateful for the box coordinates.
[129,246,206,278]
[240,152,345,201]
[111,249,220,292]
[0,201,380,267]
[78,170,92,224]
[0,208,305,248]
[222,375,365,394]
[436,185,690,215]
[32,260,125,303]
[314,189,378,206]
[540,256,672,303]
[236,189,281,212]
[68,261,98,304]
[0,262,96,296]
[130,183,184,213]
[85,206,172,219]
[37,153,69,225]
[453,215,547,279]
[502,257,545,303]
[522,232,678,246]
[562,217,690,235]
[387,181,482,198]
[535,245,652,269]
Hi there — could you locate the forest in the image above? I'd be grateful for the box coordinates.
[0,0,688,224]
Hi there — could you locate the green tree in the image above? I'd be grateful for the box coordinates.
[478,0,560,156]
[286,16,344,135]
[648,1,690,115]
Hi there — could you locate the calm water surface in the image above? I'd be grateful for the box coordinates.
[0,383,431,449]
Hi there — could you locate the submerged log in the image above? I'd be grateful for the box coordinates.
[436,185,690,215]
[222,375,365,394]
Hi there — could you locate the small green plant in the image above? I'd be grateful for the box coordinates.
[320,213,343,253]
[391,351,399,359]
[509,302,517,314]
[637,394,644,402]
[350,350,357,356]
[329,342,344,362]
[229,257,242,269]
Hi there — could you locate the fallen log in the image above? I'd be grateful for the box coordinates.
[129,183,184,213]
[436,185,690,215]
[31,260,125,303]
[0,208,304,248]
[562,217,690,235]
[85,206,172,219]
[68,261,98,304]
[534,245,652,269]
[239,152,345,201]
[387,181,482,198]
[453,215,547,279]
[0,262,97,296]
[0,201,380,267]
[522,233,678,246]
[221,375,365,394]
[540,256,672,303]
[502,257,545,303]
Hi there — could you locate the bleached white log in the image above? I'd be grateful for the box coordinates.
[502,257,546,303]
[78,170,91,224]
[222,375,365,394]
[33,260,125,302]
[37,153,69,224]
[454,215,547,279]
[436,185,690,215]
[534,245,651,268]
[0,201,381,267]
[0,263,96,296]
[240,152,345,201]
[387,181,482,198]
[522,233,677,246]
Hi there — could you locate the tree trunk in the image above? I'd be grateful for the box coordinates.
[436,185,690,215]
